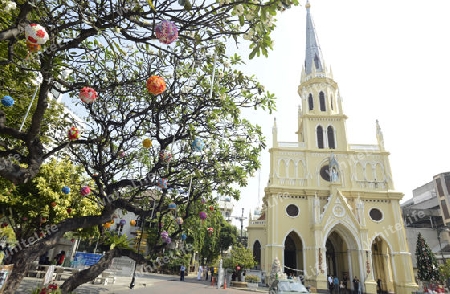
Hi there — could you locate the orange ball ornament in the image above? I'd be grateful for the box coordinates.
[50,202,57,207]
[130,220,136,226]
[26,41,41,53]
[146,76,166,95]
[103,222,111,228]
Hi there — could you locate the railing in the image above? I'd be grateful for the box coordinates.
[277,142,306,148]
[349,144,380,151]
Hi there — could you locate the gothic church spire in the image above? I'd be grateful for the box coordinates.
[304,0,324,75]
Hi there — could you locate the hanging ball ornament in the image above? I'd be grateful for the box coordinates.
[165,237,172,244]
[207,227,214,235]
[68,126,80,141]
[118,150,126,158]
[80,186,91,196]
[181,233,187,241]
[209,205,214,212]
[26,42,41,53]
[130,220,136,226]
[25,23,49,45]
[158,178,168,189]
[159,150,172,163]
[1,95,14,107]
[154,20,179,44]
[79,87,98,103]
[103,222,111,229]
[199,211,208,221]
[192,138,205,152]
[176,217,184,225]
[168,202,177,210]
[161,230,169,239]
[200,197,206,204]
[61,186,70,194]
[146,75,166,95]
[142,138,152,148]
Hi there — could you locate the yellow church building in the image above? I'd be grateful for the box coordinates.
[247,2,418,294]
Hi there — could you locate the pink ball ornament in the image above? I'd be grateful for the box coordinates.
[79,87,98,103]
[154,20,179,44]
[80,186,91,196]
[200,197,206,204]
[118,150,126,158]
[25,23,49,45]
[161,230,169,239]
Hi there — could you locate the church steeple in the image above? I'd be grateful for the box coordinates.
[304,0,324,75]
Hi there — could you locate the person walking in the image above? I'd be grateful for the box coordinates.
[333,276,339,294]
[180,264,186,281]
[205,265,209,281]
[328,275,334,294]
[334,276,340,294]
[353,276,360,294]
[197,265,203,280]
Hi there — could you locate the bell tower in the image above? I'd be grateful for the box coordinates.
[297,0,348,151]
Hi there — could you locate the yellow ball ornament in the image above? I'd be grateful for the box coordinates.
[143,138,152,148]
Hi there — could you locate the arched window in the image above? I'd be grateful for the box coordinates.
[330,95,334,110]
[317,126,324,149]
[308,94,314,110]
[327,126,335,149]
[319,91,326,111]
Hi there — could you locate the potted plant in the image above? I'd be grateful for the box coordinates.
[245,274,260,289]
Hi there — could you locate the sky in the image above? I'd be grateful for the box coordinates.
[230,0,450,229]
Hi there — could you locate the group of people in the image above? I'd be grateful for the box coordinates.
[179,264,212,281]
[328,274,361,294]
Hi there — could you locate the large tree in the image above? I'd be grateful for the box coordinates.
[0,0,299,292]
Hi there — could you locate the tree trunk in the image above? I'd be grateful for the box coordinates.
[59,249,118,293]
[2,250,37,293]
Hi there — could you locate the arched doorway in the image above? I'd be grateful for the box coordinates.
[253,240,261,270]
[372,236,394,294]
[325,225,360,292]
[284,231,304,278]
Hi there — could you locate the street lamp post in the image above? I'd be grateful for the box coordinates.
[233,208,247,244]
[437,226,450,263]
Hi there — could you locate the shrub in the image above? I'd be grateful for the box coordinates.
[245,274,260,283]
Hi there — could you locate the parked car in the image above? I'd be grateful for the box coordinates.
[269,279,309,294]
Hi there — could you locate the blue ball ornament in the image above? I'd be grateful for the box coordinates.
[181,233,187,241]
[192,138,205,152]
[61,186,71,194]
[1,96,14,107]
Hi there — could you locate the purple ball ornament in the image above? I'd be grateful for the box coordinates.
[199,211,208,221]
[1,96,14,107]
[119,219,126,226]
[154,20,179,44]
[165,237,172,244]
[161,230,169,239]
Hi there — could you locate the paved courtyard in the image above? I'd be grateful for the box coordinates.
[15,272,269,294]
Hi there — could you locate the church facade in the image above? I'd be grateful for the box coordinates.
[247,3,418,294]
